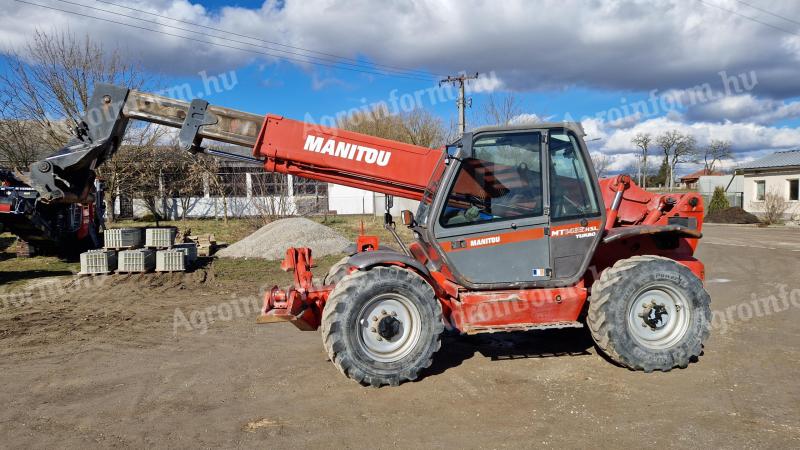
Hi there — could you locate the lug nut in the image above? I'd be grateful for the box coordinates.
[372,316,378,321]
[370,327,376,333]
[391,311,397,317]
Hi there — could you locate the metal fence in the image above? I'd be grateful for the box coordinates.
[700,191,743,210]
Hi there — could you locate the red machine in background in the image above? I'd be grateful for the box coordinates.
[13,84,711,387]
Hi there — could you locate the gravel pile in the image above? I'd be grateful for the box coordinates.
[217,218,350,260]
[705,207,761,224]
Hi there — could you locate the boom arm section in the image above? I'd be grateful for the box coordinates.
[26,83,442,204]
[254,116,442,200]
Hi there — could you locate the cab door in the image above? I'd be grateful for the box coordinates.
[547,129,603,280]
[432,131,551,285]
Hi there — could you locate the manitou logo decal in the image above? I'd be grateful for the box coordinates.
[469,236,501,248]
[303,135,391,167]
[551,224,600,239]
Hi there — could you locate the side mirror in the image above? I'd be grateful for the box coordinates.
[400,210,415,227]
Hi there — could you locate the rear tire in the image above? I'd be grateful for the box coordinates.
[321,266,443,387]
[587,255,711,372]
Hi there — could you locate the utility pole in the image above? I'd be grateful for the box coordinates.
[440,73,479,133]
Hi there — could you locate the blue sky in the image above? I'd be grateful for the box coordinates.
[3,0,800,174]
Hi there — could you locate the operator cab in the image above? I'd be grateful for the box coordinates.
[412,123,604,289]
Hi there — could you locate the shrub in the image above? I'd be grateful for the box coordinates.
[707,186,730,214]
[762,189,788,225]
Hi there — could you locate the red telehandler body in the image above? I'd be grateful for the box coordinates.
[7,84,711,386]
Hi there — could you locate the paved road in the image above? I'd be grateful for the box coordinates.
[702,224,800,252]
[0,225,798,448]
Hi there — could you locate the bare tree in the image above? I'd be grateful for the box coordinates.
[656,130,696,190]
[631,133,652,187]
[96,124,169,222]
[0,30,149,170]
[398,109,447,147]
[339,105,446,148]
[590,152,612,178]
[700,139,733,173]
[249,172,292,224]
[476,93,525,126]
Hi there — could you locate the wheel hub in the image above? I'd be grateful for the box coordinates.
[357,294,422,363]
[638,302,670,330]
[377,315,402,339]
[627,285,691,350]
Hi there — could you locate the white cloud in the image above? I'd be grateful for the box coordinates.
[4,0,800,97]
[508,113,541,125]
[584,115,800,173]
[685,94,800,125]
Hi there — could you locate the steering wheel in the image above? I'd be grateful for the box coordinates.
[562,194,588,215]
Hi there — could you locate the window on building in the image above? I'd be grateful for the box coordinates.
[755,180,766,201]
[216,166,249,197]
[162,169,205,197]
[789,179,799,201]
[251,172,289,196]
[293,177,328,196]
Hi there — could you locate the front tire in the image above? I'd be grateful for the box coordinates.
[321,266,443,387]
[322,255,350,285]
[587,255,711,372]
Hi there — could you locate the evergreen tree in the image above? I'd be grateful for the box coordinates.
[707,186,730,213]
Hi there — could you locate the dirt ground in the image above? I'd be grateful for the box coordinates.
[0,224,799,448]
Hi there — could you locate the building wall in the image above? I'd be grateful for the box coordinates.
[327,184,375,215]
[118,195,300,219]
[742,169,800,219]
[697,175,743,194]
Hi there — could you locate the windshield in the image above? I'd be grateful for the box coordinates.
[415,148,451,227]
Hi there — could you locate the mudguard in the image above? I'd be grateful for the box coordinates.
[602,224,702,244]
[347,249,431,278]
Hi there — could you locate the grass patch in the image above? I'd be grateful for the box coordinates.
[212,253,344,284]
[316,215,415,245]
[110,218,259,244]
[0,234,79,289]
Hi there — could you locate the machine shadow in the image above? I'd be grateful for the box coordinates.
[423,327,595,379]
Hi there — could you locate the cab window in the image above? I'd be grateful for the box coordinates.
[440,132,543,227]
[548,130,600,220]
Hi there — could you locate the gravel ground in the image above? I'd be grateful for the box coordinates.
[217,218,350,260]
[0,225,798,447]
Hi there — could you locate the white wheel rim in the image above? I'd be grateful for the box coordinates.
[627,284,691,350]
[356,293,421,363]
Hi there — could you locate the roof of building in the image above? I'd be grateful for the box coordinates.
[739,149,800,170]
[680,168,723,182]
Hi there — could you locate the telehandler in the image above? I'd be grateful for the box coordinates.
[5,84,711,386]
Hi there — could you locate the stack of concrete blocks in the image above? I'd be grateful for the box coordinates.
[79,227,142,275]
[145,227,198,273]
[106,227,152,273]
[79,227,198,274]
[104,228,142,250]
[117,248,156,273]
[78,249,118,275]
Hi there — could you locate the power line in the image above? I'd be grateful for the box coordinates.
[734,0,800,28]
[50,0,437,80]
[697,0,800,37]
[13,0,437,82]
[92,0,438,79]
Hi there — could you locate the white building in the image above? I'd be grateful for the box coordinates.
[696,174,743,208]
[116,159,418,220]
[739,150,800,220]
